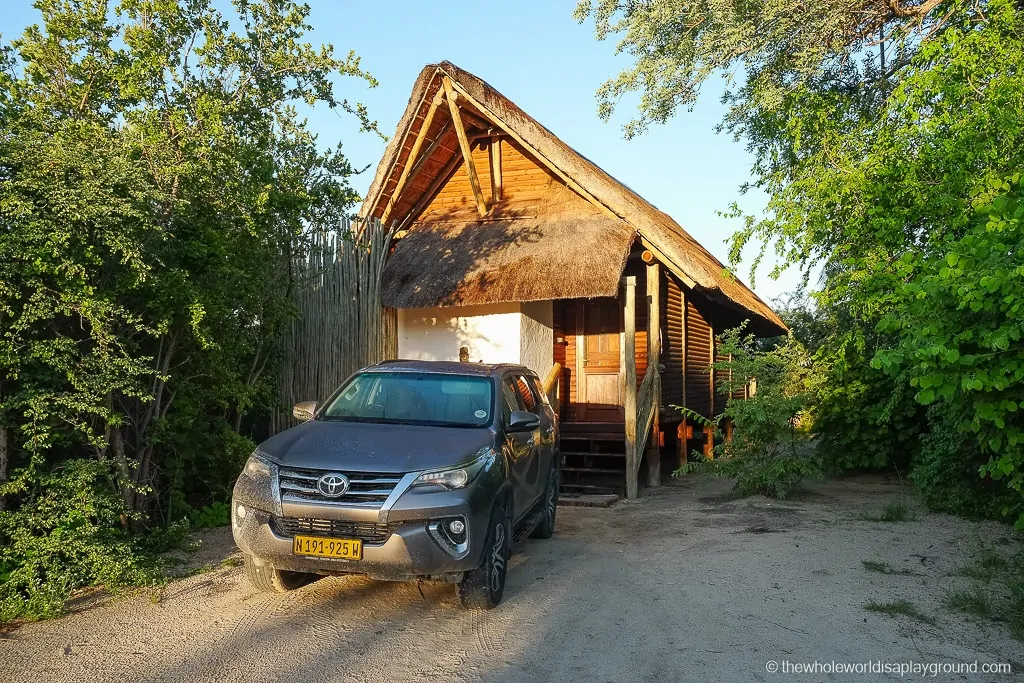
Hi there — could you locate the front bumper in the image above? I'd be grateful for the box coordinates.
[232,485,493,580]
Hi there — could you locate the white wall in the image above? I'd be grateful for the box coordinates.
[519,301,554,377]
[397,301,554,376]
[398,303,522,365]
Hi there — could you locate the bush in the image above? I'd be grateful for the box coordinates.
[713,450,822,499]
[188,501,232,530]
[677,327,822,498]
[913,405,1018,521]
[0,460,179,622]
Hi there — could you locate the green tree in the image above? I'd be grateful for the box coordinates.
[581,0,1024,524]
[0,0,377,618]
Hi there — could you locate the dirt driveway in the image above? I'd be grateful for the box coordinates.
[1,475,1020,682]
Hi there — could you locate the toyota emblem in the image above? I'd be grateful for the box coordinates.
[316,473,350,498]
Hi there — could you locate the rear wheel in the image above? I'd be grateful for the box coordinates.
[458,503,509,609]
[531,463,559,539]
[243,554,316,593]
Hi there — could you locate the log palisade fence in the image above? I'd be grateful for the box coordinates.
[271,216,397,434]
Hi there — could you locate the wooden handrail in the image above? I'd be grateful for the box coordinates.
[634,366,660,469]
[542,362,562,413]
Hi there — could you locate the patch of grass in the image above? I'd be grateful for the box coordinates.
[951,550,1008,581]
[862,560,918,576]
[220,557,242,568]
[943,585,993,618]
[858,500,917,523]
[864,600,936,625]
[879,501,916,522]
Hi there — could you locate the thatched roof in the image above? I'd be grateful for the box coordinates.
[381,185,634,307]
[361,62,786,335]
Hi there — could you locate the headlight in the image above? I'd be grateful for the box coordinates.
[413,449,493,489]
[244,451,275,478]
[415,467,471,488]
[234,450,281,517]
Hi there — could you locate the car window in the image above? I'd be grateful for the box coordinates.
[514,375,539,413]
[501,377,525,424]
[321,372,492,427]
[528,376,550,407]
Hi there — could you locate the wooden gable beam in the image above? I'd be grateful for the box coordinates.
[442,75,488,218]
[381,90,446,226]
[489,137,502,201]
[445,78,619,222]
[639,237,698,289]
[401,119,452,191]
[396,153,463,231]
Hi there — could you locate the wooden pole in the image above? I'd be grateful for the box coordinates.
[679,286,688,469]
[444,80,619,221]
[397,153,462,231]
[442,76,487,217]
[705,314,715,459]
[381,91,444,225]
[645,262,662,488]
[623,276,638,500]
[489,137,503,202]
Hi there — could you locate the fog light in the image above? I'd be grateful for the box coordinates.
[448,519,465,535]
[235,504,247,526]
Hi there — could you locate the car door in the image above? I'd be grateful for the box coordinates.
[510,373,548,509]
[500,375,539,523]
[527,373,558,472]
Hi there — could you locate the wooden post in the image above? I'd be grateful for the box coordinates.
[381,91,444,225]
[677,420,688,469]
[442,76,487,217]
[489,137,503,202]
[623,276,638,499]
[724,418,734,443]
[645,262,661,488]
[703,424,715,459]
[679,286,688,469]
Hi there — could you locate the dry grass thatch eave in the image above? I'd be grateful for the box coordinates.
[381,190,636,308]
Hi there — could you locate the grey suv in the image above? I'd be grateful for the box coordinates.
[232,360,560,609]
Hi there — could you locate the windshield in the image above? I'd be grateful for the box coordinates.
[319,372,493,428]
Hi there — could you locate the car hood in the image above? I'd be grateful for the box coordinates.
[258,419,496,473]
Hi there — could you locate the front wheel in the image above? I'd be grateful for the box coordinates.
[458,503,509,609]
[243,554,316,593]
[531,463,559,539]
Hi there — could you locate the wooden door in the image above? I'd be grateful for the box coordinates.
[577,298,624,421]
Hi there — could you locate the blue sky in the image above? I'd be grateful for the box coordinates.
[2,0,803,302]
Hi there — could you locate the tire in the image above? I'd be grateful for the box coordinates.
[458,502,509,609]
[243,553,315,593]
[531,462,559,539]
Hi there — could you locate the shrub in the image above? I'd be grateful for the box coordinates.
[0,460,177,622]
[676,326,822,498]
[713,449,822,499]
[912,404,1019,521]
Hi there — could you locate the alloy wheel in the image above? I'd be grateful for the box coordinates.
[489,521,506,593]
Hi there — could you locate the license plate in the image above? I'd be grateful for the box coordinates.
[292,535,362,560]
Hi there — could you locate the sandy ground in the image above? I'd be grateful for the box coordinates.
[0,475,1021,683]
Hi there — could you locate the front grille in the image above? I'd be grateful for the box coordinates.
[271,517,399,545]
[278,467,403,508]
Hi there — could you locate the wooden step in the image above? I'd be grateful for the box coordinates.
[561,451,625,458]
[559,483,621,493]
[560,421,624,433]
[561,466,623,474]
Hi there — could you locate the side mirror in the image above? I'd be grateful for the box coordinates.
[507,410,540,433]
[293,401,318,422]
